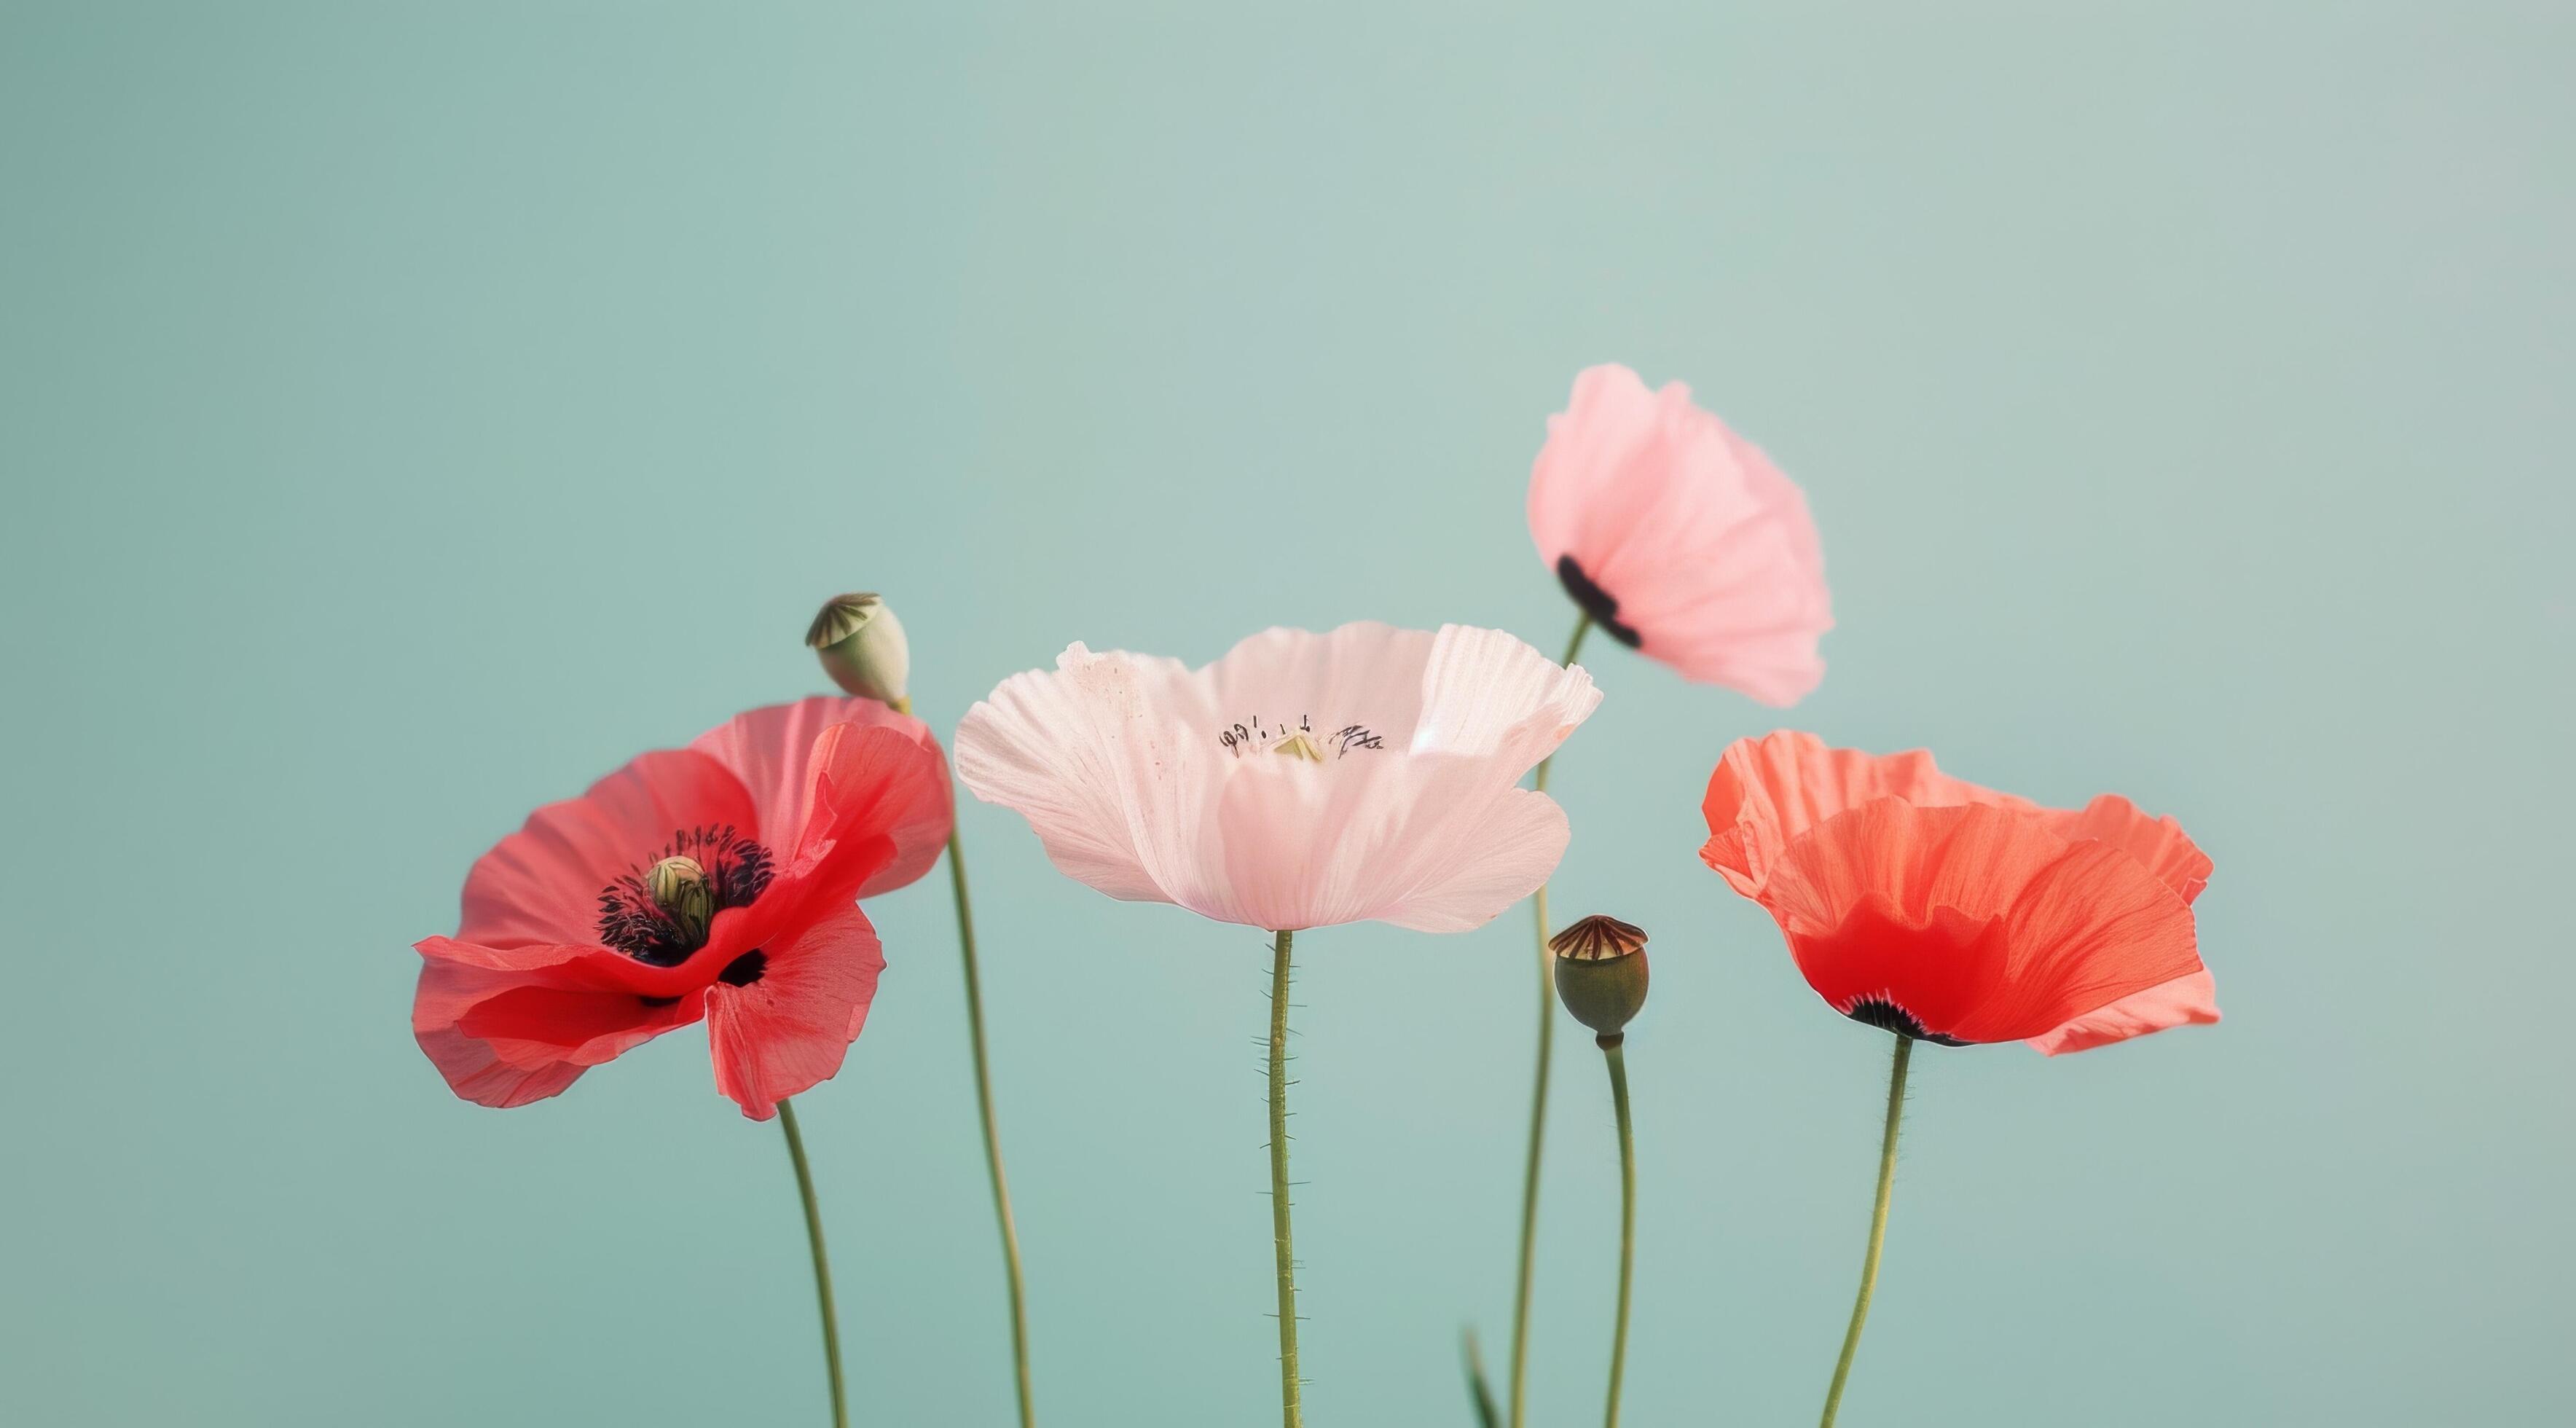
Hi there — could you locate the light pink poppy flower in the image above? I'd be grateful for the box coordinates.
[1527,364,1834,705]
[954,622,1603,932]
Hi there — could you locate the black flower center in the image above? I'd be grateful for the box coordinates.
[596,825,774,966]
[1555,555,1644,648]
[1843,995,1970,1046]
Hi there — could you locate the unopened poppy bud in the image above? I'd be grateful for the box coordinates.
[806,592,911,707]
[1551,914,1649,1046]
[647,855,715,945]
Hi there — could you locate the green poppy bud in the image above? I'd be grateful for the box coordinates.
[807,592,911,707]
[1550,914,1649,1047]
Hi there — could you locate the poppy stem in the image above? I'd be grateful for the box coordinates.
[1599,1037,1636,1428]
[1818,1033,1912,1428]
[1266,928,1304,1428]
[1506,611,1591,1428]
[776,1097,849,1428]
[892,697,1035,1425]
[943,828,1037,1427]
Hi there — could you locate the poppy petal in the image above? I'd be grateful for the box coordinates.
[798,718,954,898]
[1769,801,2202,1044]
[954,645,1201,905]
[414,1027,592,1109]
[458,749,761,950]
[1201,752,1567,933]
[1701,731,2032,898]
[2046,794,2213,905]
[412,938,708,1106]
[705,903,886,1120]
[1375,786,1570,933]
[2024,968,2221,1056]
[688,697,950,892]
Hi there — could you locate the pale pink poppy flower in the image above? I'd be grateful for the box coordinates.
[1527,364,1834,705]
[954,622,1603,933]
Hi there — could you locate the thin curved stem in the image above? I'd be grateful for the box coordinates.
[945,830,1036,1427]
[892,695,1036,1426]
[1266,929,1304,1428]
[1507,611,1592,1428]
[1818,1034,1912,1428]
[1601,1038,1635,1428]
[777,1097,848,1428]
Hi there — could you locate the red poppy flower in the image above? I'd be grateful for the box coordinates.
[1701,731,2215,1053]
[413,697,953,1117]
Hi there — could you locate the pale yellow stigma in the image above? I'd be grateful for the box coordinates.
[646,855,715,943]
[1271,731,1327,762]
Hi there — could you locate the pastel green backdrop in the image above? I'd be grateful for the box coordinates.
[4,4,2567,1424]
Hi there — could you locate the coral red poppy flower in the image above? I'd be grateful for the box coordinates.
[1700,731,2215,1052]
[1527,364,1833,705]
[412,697,952,1117]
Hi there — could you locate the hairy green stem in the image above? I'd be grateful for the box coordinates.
[777,1098,847,1428]
[1601,1038,1635,1428]
[1818,1034,1913,1428]
[944,830,1035,1427]
[1268,929,1303,1428]
[1507,611,1592,1428]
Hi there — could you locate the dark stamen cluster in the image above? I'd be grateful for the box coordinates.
[596,825,774,965]
[1555,554,1644,648]
[1842,995,1969,1046]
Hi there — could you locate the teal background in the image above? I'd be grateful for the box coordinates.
[4,4,2569,1424]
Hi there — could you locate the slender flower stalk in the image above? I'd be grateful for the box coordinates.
[1507,612,1593,1428]
[944,827,1035,1427]
[1266,930,1304,1428]
[777,1097,849,1428]
[1600,1039,1635,1428]
[1548,914,1650,1428]
[1819,1034,1912,1428]
[884,684,1036,1428]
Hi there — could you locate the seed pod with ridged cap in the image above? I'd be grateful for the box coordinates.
[1551,914,1649,1046]
[807,592,911,707]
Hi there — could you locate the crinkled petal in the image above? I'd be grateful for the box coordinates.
[414,1027,592,1109]
[1206,624,1440,750]
[706,903,885,1120]
[2025,968,2220,1056]
[1201,750,1568,930]
[1410,624,1601,773]
[1375,788,1571,933]
[412,937,707,1106]
[1767,801,2202,1044]
[458,750,759,949]
[954,644,1205,906]
[689,697,951,892]
[1702,731,2031,898]
[2044,794,2213,906]
[796,719,954,898]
